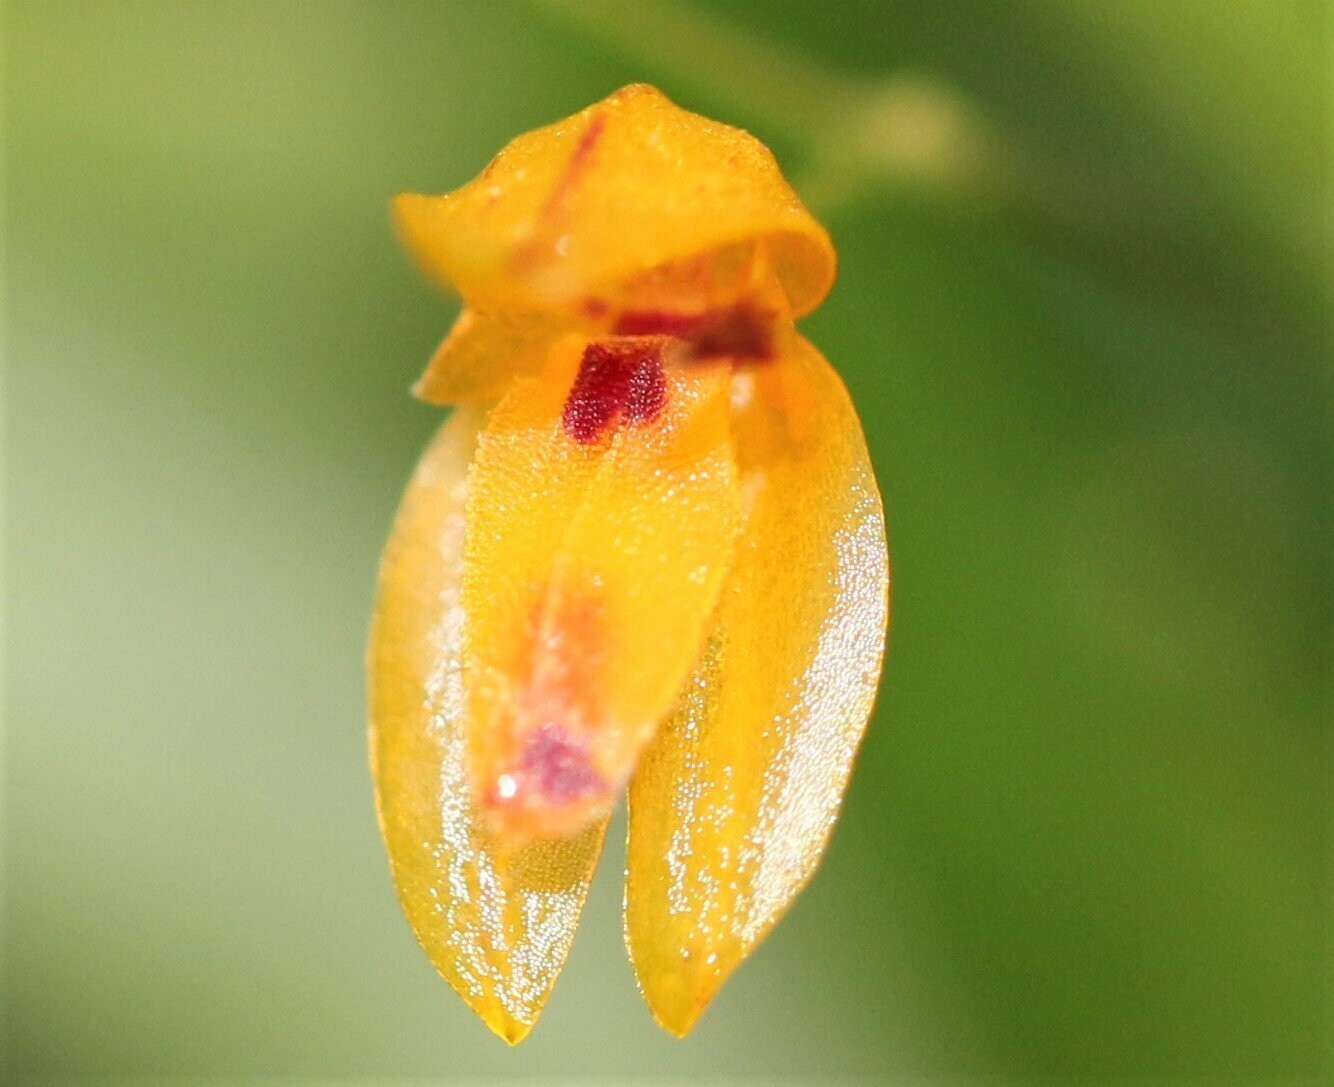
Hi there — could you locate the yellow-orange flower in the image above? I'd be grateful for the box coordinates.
[368,85,889,1044]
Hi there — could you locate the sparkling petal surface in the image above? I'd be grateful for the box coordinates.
[393,84,835,322]
[625,338,890,1036]
[369,409,606,1044]
[463,339,742,841]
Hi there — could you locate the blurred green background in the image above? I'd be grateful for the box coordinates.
[6,0,1330,1081]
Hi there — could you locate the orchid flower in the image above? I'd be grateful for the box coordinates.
[369,84,889,1044]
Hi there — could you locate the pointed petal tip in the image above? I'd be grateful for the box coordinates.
[653,1005,701,1039]
[470,995,536,1045]
[493,1015,535,1046]
[390,189,428,223]
[389,191,426,246]
[635,955,731,1039]
[646,986,709,1039]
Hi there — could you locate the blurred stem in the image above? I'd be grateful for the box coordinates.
[534,0,857,139]
[532,0,1013,215]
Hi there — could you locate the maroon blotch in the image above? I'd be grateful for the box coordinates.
[562,340,667,443]
[613,309,701,338]
[561,342,625,443]
[613,300,774,361]
[625,348,668,423]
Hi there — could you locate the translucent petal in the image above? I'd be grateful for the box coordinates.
[624,338,890,1036]
[393,84,835,321]
[368,408,606,1044]
[463,337,742,842]
[413,308,565,406]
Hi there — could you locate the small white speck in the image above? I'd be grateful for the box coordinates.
[730,372,756,410]
[496,774,518,800]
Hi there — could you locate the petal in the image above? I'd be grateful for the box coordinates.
[413,308,565,407]
[624,338,890,1036]
[393,84,835,321]
[463,337,742,842]
[368,408,606,1044]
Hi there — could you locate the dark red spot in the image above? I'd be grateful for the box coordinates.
[613,300,775,361]
[519,724,605,803]
[562,340,667,443]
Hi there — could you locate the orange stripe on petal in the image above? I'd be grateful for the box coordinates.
[463,338,742,843]
[369,409,606,1044]
[625,339,890,1036]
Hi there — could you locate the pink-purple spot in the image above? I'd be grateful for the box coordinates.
[519,724,605,803]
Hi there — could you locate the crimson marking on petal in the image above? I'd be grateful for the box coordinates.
[513,112,610,272]
[614,310,702,338]
[613,300,775,361]
[544,113,607,220]
[561,340,667,443]
[625,349,668,423]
